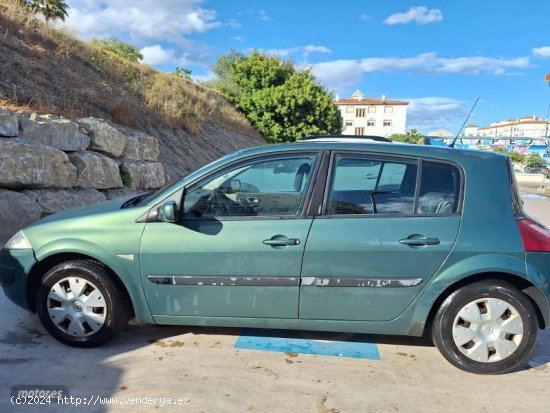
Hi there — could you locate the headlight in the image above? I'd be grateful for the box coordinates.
[4,231,32,250]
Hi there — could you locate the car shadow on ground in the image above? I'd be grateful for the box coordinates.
[117,322,550,374]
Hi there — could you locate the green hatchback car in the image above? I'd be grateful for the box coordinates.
[2,137,550,374]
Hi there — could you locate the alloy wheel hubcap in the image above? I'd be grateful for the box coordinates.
[452,297,524,363]
[47,276,107,337]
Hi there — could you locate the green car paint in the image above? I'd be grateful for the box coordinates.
[1,140,550,341]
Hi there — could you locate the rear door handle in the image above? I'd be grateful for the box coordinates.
[263,235,301,247]
[399,236,440,246]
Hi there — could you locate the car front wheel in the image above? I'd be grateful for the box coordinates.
[432,280,538,374]
[36,260,130,347]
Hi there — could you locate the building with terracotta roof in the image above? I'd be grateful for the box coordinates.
[335,90,408,137]
[464,116,550,138]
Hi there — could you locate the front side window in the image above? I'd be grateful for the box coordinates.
[328,155,418,215]
[183,154,317,218]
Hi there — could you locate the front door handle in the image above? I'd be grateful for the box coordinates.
[263,235,301,247]
[399,236,440,246]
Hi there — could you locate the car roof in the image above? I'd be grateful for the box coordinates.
[236,139,509,166]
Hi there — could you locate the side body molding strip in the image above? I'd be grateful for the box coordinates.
[147,275,299,286]
[148,275,422,288]
[301,277,423,288]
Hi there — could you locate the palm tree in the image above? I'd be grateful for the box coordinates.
[31,0,69,24]
[406,128,425,144]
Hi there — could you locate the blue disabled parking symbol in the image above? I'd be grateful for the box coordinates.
[234,330,380,360]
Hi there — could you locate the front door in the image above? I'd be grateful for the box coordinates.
[140,152,319,319]
[299,154,462,321]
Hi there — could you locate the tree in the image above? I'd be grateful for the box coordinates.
[173,67,192,80]
[210,50,342,142]
[492,147,525,163]
[208,49,246,103]
[389,129,425,144]
[91,38,143,63]
[30,0,69,24]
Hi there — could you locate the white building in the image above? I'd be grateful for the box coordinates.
[335,90,408,137]
[465,116,550,138]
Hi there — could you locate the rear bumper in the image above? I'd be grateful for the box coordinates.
[0,248,36,311]
[526,252,550,328]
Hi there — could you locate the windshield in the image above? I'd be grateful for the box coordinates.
[126,150,242,208]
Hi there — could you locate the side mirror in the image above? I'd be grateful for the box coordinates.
[159,201,178,223]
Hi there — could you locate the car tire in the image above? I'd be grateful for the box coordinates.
[432,280,538,374]
[36,260,130,347]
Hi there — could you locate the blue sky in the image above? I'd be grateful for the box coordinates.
[64,0,550,134]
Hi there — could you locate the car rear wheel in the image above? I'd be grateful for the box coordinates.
[432,280,538,374]
[36,260,130,347]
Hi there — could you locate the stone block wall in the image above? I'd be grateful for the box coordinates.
[0,108,167,242]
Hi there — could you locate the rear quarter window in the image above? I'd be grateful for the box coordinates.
[507,159,523,215]
[417,161,461,214]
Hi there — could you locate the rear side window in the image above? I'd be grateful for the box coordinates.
[328,155,418,215]
[327,154,461,216]
[417,161,461,214]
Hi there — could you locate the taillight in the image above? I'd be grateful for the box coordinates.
[517,216,550,252]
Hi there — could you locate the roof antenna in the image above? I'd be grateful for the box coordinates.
[449,97,479,148]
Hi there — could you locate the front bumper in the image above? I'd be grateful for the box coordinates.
[0,248,37,311]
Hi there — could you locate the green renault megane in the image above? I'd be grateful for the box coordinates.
[1,136,550,374]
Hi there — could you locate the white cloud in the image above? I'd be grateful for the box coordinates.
[437,56,530,74]
[360,14,372,22]
[383,6,443,26]
[302,45,332,55]
[192,70,216,83]
[65,0,220,45]
[231,36,245,43]
[311,53,531,92]
[63,0,222,68]
[259,10,270,21]
[227,19,242,29]
[532,46,550,59]
[406,97,466,132]
[140,45,190,67]
[264,45,332,58]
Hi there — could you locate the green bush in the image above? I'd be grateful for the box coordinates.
[389,129,424,144]
[90,38,143,63]
[525,155,546,169]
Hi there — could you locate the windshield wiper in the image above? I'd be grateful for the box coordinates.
[121,193,150,209]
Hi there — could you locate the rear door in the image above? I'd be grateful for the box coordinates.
[299,153,462,321]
